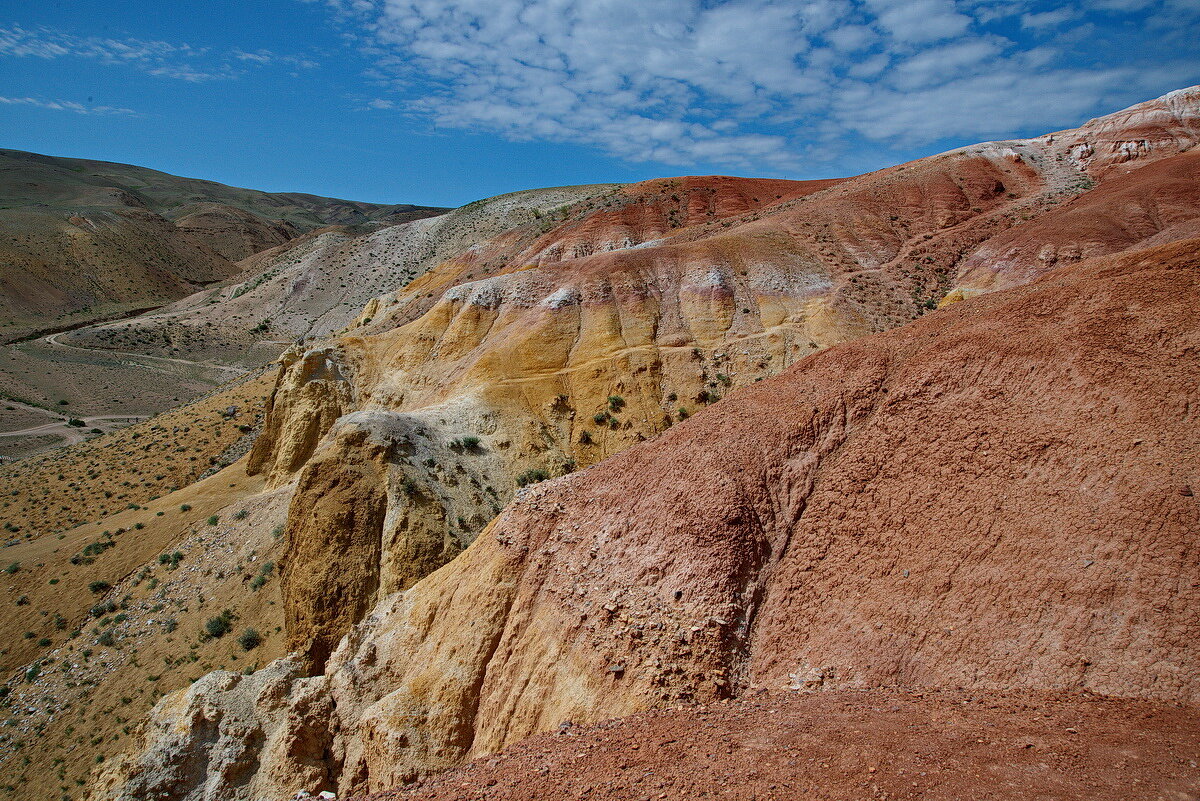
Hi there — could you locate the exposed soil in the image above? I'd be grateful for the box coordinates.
[375,689,1200,801]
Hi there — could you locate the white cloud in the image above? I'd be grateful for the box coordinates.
[1020,7,1077,27]
[0,96,137,115]
[0,25,318,81]
[865,0,973,42]
[324,0,1200,171]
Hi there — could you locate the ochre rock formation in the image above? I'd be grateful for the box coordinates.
[233,87,1200,681]
[96,234,1200,799]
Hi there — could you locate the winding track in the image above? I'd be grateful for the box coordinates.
[0,323,250,449]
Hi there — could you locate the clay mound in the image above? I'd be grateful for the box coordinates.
[955,149,1200,293]
[379,690,1200,801]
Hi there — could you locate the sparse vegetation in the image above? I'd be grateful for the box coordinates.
[203,610,236,639]
[516,468,550,488]
[237,628,261,651]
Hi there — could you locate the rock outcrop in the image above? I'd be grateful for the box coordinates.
[228,87,1200,679]
[99,233,1200,799]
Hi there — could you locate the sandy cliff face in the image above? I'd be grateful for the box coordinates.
[96,234,1200,800]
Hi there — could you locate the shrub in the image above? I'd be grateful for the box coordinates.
[4,562,18,575]
[592,412,608,425]
[451,435,481,451]
[206,516,219,526]
[607,395,626,411]
[88,581,112,594]
[516,468,550,488]
[204,610,235,639]
[237,628,261,651]
[179,504,192,512]
[578,430,592,445]
[97,631,115,647]
[90,601,115,617]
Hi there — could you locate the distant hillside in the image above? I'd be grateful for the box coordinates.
[0,149,447,339]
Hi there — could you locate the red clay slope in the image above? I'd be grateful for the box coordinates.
[455,236,1200,755]
[383,689,1200,801]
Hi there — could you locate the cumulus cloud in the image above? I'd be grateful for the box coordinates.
[0,25,317,81]
[0,96,138,115]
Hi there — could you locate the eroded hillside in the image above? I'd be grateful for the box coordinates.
[95,229,1200,800]
[0,87,1196,801]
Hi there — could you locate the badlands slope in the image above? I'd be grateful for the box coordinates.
[95,232,1200,799]
[77,87,1200,799]
[242,84,1200,671]
[0,87,1195,801]
[0,149,445,341]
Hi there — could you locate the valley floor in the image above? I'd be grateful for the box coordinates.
[0,322,252,460]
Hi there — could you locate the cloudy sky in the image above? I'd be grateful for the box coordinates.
[1,0,1197,205]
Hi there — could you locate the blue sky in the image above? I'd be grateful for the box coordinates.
[1,0,1197,207]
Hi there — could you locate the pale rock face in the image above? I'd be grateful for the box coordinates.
[88,658,334,801]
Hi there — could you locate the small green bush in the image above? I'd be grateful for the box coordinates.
[204,610,235,639]
[206,516,219,526]
[4,562,18,575]
[88,581,112,594]
[237,628,261,651]
[516,468,550,488]
[179,504,192,512]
